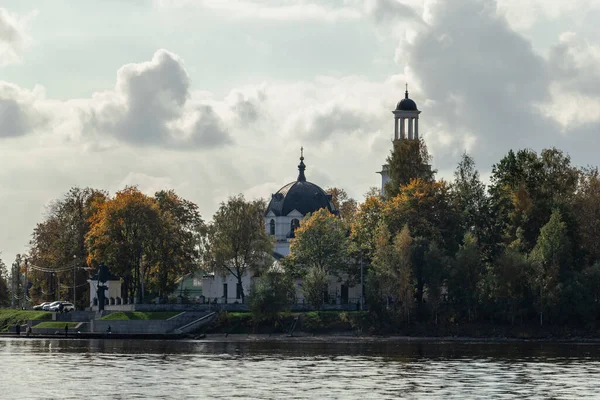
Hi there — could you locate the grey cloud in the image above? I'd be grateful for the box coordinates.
[187,105,233,148]
[366,0,423,24]
[295,106,382,141]
[548,34,600,97]
[0,84,47,138]
[396,0,559,169]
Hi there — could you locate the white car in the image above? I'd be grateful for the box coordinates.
[48,301,75,312]
[43,301,62,311]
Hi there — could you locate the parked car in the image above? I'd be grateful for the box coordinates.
[32,302,51,311]
[43,301,62,311]
[48,301,75,312]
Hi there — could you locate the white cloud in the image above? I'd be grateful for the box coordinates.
[156,0,362,21]
[0,8,36,66]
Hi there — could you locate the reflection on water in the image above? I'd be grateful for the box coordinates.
[2,337,600,399]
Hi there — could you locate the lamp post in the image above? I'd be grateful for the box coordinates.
[73,255,77,306]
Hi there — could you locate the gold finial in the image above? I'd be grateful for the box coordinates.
[300,146,304,160]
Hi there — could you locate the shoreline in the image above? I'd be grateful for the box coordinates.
[4,331,600,344]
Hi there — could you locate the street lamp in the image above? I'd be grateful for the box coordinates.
[73,255,77,307]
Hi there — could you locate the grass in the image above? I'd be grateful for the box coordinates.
[99,311,181,320]
[0,309,53,332]
[34,321,79,329]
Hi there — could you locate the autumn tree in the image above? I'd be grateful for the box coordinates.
[383,179,460,255]
[86,186,162,303]
[205,195,273,303]
[289,208,349,276]
[384,138,435,199]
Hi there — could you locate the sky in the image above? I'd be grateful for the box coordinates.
[1,0,600,265]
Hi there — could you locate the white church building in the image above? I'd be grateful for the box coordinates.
[202,90,422,307]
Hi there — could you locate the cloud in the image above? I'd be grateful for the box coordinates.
[0,8,35,66]
[81,49,233,149]
[0,82,48,137]
[156,0,362,22]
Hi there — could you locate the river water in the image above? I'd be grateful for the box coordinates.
[2,337,600,399]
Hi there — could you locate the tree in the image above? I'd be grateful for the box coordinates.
[574,167,600,264]
[326,187,357,224]
[28,187,107,307]
[301,266,329,310]
[288,207,349,278]
[449,233,483,321]
[205,195,273,303]
[422,241,446,324]
[371,224,413,321]
[383,179,460,255]
[86,186,162,303]
[0,253,9,306]
[249,270,296,319]
[384,138,435,198]
[152,190,206,299]
[529,209,572,326]
[349,195,384,265]
[489,148,579,253]
[452,153,493,258]
[491,247,532,324]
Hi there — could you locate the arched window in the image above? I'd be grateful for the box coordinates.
[290,219,300,236]
[269,219,275,235]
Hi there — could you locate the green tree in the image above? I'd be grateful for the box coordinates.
[301,266,329,310]
[152,190,206,299]
[491,247,532,324]
[28,187,107,307]
[423,241,446,324]
[449,233,483,321]
[249,270,296,318]
[384,138,435,199]
[574,167,600,264]
[205,195,273,303]
[371,224,414,321]
[529,209,572,326]
[0,253,9,306]
[452,153,493,258]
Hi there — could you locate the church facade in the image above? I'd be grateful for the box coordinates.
[200,90,422,307]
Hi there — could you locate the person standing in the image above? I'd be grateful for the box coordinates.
[15,324,21,336]
[64,323,68,338]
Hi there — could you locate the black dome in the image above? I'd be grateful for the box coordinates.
[265,180,337,217]
[396,88,418,111]
[265,151,337,217]
[396,98,417,111]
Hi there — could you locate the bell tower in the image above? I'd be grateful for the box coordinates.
[378,85,421,196]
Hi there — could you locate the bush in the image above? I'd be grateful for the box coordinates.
[249,271,296,319]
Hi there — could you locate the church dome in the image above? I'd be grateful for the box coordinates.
[396,87,418,111]
[265,151,337,217]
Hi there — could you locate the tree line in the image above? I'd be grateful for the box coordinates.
[285,140,600,327]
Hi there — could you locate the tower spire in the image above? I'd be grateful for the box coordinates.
[405,83,409,99]
[297,146,306,182]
